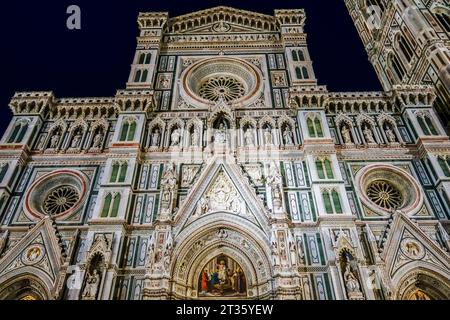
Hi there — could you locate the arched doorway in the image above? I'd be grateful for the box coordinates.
[170,214,273,300]
[198,254,247,298]
[396,269,450,300]
[0,276,49,300]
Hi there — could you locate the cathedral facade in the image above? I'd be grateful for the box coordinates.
[0,6,449,300]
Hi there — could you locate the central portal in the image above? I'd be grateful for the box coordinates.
[198,254,247,298]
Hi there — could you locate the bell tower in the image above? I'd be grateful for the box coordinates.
[344,0,450,129]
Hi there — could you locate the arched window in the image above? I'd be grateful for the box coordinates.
[438,156,450,177]
[110,162,120,183]
[141,70,148,82]
[17,123,28,143]
[417,113,438,136]
[425,116,438,135]
[101,193,112,218]
[0,163,9,182]
[324,159,334,179]
[435,11,450,33]
[118,162,128,182]
[144,54,151,64]
[139,54,145,64]
[322,189,343,214]
[110,194,121,218]
[7,123,20,143]
[110,162,128,183]
[332,190,343,214]
[302,67,309,79]
[127,122,137,141]
[7,121,28,144]
[316,158,334,180]
[101,193,121,218]
[316,160,325,179]
[292,51,299,62]
[120,122,129,141]
[296,67,303,80]
[366,0,385,13]
[397,34,414,62]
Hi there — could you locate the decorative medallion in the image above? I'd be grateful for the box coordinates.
[400,238,425,260]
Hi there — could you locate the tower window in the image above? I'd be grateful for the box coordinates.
[390,54,406,81]
[7,121,28,144]
[0,163,9,182]
[436,12,450,33]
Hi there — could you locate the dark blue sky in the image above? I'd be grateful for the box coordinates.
[0,0,382,135]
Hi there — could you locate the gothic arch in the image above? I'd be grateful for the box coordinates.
[170,213,272,299]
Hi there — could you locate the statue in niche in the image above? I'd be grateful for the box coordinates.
[244,128,255,147]
[82,269,101,300]
[92,130,104,149]
[341,125,352,144]
[363,125,375,144]
[264,127,273,146]
[49,130,61,149]
[70,130,82,149]
[271,241,280,266]
[283,126,294,146]
[385,126,397,143]
[214,122,228,145]
[344,264,361,294]
[151,128,161,147]
[191,127,200,147]
[171,127,181,147]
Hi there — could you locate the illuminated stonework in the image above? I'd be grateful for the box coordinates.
[0,6,449,301]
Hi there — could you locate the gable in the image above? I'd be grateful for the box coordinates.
[173,157,270,235]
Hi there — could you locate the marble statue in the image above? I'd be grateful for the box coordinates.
[283,127,294,145]
[344,265,361,293]
[50,131,61,149]
[386,127,396,143]
[92,131,103,149]
[71,132,82,148]
[264,127,273,145]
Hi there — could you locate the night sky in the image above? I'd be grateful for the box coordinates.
[0,0,382,135]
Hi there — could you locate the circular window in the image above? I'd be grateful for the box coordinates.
[43,185,80,215]
[198,76,246,102]
[25,170,87,220]
[366,180,403,210]
[180,57,263,108]
[355,164,423,216]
